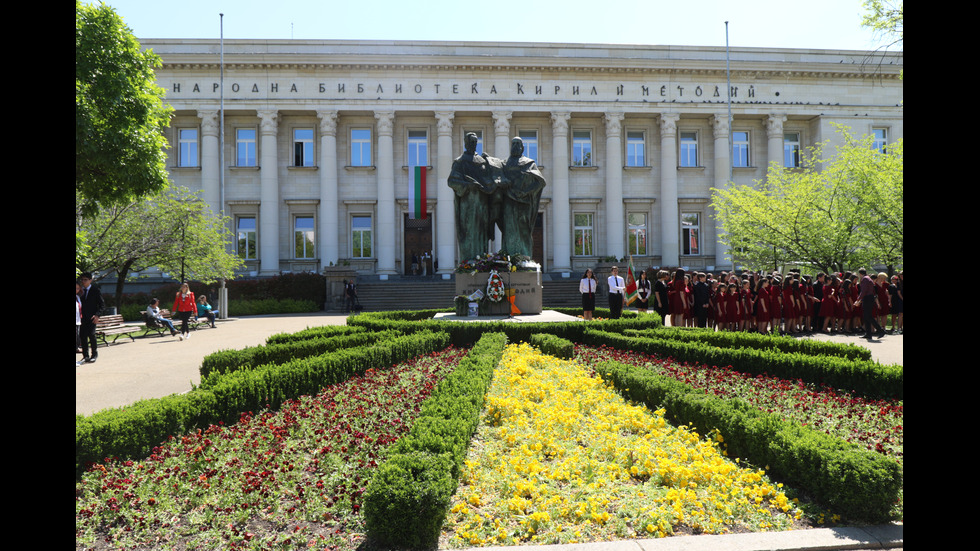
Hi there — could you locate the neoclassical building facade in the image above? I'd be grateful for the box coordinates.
[147,39,903,278]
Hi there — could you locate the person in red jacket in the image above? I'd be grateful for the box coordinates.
[173,282,196,340]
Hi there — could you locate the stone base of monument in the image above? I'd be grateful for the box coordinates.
[455,271,543,315]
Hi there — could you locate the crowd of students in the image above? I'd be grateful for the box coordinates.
[649,268,904,337]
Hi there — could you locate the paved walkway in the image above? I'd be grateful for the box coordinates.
[75,311,902,551]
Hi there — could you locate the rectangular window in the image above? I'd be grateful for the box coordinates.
[681,212,700,256]
[626,131,645,167]
[236,128,256,167]
[294,216,315,259]
[350,128,372,167]
[178,128,198,167]
[627,212,647,256]
[873,128,888,154]
[351,215,373,258]
[519,130,538,161]
[573,213,594,256]
[572,130,592,166]
[784,132,801,167]
[680,132,698,167]
[407,130,428,167]
[293,128,315,167]
[732,131,749,168]
[236,216,257,260]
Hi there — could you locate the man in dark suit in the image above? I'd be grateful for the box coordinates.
[78,272,104,363]
[692,272,711,328]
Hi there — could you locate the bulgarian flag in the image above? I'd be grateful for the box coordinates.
[625,255,638,305]
[409,166,427,219]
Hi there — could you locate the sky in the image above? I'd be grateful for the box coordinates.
[100,0,887,51]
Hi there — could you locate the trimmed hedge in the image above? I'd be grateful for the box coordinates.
[347,309,661,348]
[593,358,902,522]
[529,333,574,359]
[199,329,403,378]
[76,329,449,478]
[622,327,873,362]
[363,332,508,549]
[582,329,903,400]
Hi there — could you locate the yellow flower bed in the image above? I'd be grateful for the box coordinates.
[443,343,802,547]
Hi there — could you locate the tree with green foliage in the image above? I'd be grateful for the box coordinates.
[76,0,172,217]
[76,186,245,307]
[711,126,903,274]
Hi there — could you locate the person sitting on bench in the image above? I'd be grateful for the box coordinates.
[146,298,178,336]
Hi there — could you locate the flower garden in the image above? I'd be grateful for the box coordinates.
[76,309,903,550]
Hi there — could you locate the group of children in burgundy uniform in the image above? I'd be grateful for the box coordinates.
[653,268,903,336]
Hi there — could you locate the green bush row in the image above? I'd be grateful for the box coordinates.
[529,333,574,359]
[76,330,449,478]
[363,332,508,549]
[225,298,320,316]
[622,327,873,362]
[347,309,661,348]
[593,358,902,523]
[265,324,367,345]
[199,329,403,378]
[582,329,903,400]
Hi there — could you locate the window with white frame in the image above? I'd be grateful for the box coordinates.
[294,216,315,259]
[573,212,594,256]
[351,215,373,258]
[873,128,888,154]
[178,128,198,167]
[572,130,592,166]
[627,212,647,256]
[680,132,698,167]
[293,128,315,167]
[236,128,257,167]
[236,216,257,260]
[681,212,700,256]
[350,128,372,167]
[732,131,750,168]
[407,130,428,167]
[519,130,538,161]
[783,132,801,168]
[626,131,645,167]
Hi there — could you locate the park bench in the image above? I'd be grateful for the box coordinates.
[95,314,141,345]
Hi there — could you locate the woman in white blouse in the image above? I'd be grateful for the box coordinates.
[579,269,598,320]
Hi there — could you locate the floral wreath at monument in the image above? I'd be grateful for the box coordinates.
[454,250,540,275]
[485,269,506,303]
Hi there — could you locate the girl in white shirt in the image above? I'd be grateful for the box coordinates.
[579,269,598,320]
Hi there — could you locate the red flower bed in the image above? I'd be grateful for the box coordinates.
[76,347,468,551]
[574,345,903,465]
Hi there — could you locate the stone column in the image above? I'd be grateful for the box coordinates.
[604,112,625,259]
[317,109,339,268]
[712,114,732,270]
[659,113,680,267]
[198,109,220,213]
[550,112,572,275]
[491,111,512,250]
[257,109,280,275]
[766,114,786,171]
[435,111,455,275]
[375,111,397,276]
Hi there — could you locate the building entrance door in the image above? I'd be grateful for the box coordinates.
[404,214,433,276]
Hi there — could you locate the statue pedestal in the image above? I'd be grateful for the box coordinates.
[455,271,543,315]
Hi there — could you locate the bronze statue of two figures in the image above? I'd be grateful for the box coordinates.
[448,133,546,262]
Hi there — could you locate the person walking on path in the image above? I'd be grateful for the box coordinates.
[172,282,197,340]
[78,272,104,364]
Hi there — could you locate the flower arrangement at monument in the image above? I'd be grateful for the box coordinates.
[454,251,539,275]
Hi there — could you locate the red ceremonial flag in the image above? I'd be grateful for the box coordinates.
[410,166,427,219]
[625,256,638,305]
